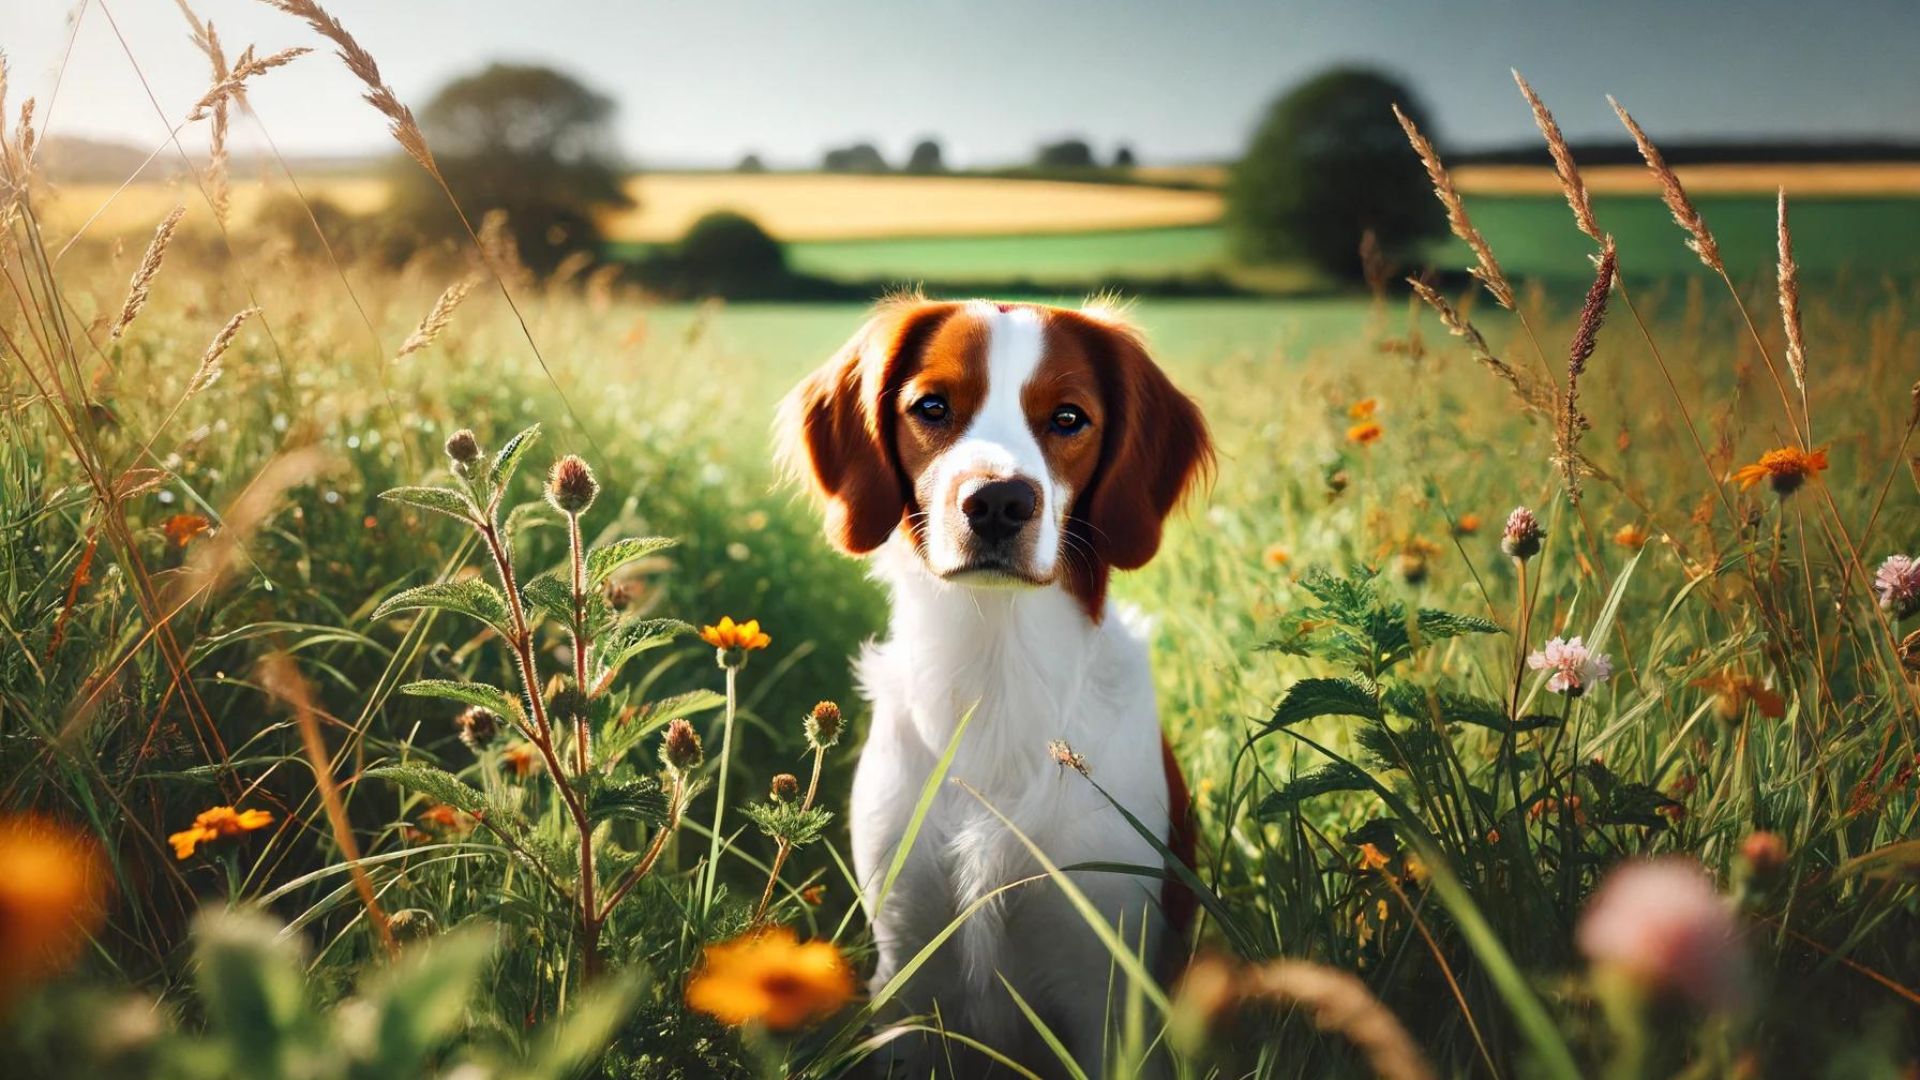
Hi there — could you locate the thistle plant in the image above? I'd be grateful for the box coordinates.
[749,701,842,924]
[368,425,702,977]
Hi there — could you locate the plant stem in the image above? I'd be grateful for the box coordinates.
[703,663,739,912]
[753,744,825,925]
[567,511,592,777]
[600,774,684,920]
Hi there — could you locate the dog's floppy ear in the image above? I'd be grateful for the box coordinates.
[780,299,955,554]
[1062,309,1213,608]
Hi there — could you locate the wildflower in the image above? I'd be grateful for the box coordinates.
[661,717,704,774]
[168,805,273,860]
[1452,513,1482,536]
[0,815,108,997]
[501,742,541,779]
[162,513,212,547]
[684,926,855,1029]
[1874,554,1920,620]
[418,804,473,834]
[1485,828,1501,844]
[804,701,843,751]
[546,454,599,515]
[1732,445,1828,496]
[1689,671,1785,723]
[1262,543,1291,569]
[1348,398,1378,420]
[701,616,770,669]
[1346,421,1383,446]
[444,429,482,464]
[1395,538,1439,585]
[770,773,801,804]
[1048,739,1089,776]
[801,883,827,906]
[455,705,502,752]
[1738,831,1787,884]
[1613,522,1650,549]
[1357,843,1391,871]
[1577,857,1749,1010]
[1527,636,1612,696]
[1500,506,1544,560]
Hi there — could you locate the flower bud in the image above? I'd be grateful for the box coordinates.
[770,773,801,804]
[444,429,482,464]
[660,718,704,774]
[546,454,598,516]
[1738,830,1787,884]
[804,701,843,750]
[1501,506,1544,560]
[455,706,502,752]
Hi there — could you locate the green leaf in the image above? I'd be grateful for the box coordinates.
[371,579,512,638]
[489,423,542,493]
[1356,721,1444,772]
[358,925,495,1074]
[594,687,724,766]
[192,909,316,1064]
[1267,676,1380,729]
[366,764,546,867]
[585,775,668,827]
[1578,762,1679,828]
[594,618,694,688]
[520,571,574,627]
[1256,762,1372,816]
[1416,608,1504,640]
[399,679,522,722]
[743,802,834,847]
[586,536,677,589]
[502,499,560,544]
[378,485,478,524]
[1383,682,1509,729]
[523,975,643,1078]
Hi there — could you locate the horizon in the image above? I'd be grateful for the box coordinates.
[5,0,1920,171]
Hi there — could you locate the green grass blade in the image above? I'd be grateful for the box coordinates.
[997,973,1090,1080]
[871,701,977,917]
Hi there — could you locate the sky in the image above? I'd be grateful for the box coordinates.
[5,0,1919,169]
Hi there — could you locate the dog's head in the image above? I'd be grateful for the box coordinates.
[780,297,1212,616]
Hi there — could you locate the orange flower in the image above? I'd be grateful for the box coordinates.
[501,742,542,779]
[700,616,770,652]
[1613,523,1650,549]
[162,513,212,547]
[1453,513,1482,536]
[0,815,108,998]
[1689,671,1785,722]
[1347,398,1378,420]
[1357,843,1391,871]
[801,883,827,906]
[168,805,273,860]
[1732,446,1828,496]
[1261,543,1291,569]
[685,926,855,1029]
[1346,421,1383,446]
[418,804,473,834]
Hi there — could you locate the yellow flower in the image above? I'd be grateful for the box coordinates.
[1346,421,1383,446]
[700,616,771,652]
[0,815,107,998]
[1613,522,1650,549]
[168,805,274,861]
[1347,398,1378,420]
[1732,445,1828,496]
[685,926,855,1029]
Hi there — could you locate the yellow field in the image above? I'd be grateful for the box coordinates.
[33,172,1223,245]
[1130,161,1920,196]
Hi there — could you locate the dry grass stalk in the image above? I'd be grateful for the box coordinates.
[1393,103,1514,309]
[1777,189,1807,392]
[15,96,35,169]
[476,209,531,291]
[259,0,439,179]
[111,206,187,342]
[188,307,259,399]
[1236,959,1435,1080]
[550,250,594,288]
[186,46,310,121]
[585,263,621,312]
[1512,69,1602,243]
[1610,96,1723,272]
[1559,241,1617,503]
[189,15,235,227]
[1407,277,1548,414]
[395,278,477,361]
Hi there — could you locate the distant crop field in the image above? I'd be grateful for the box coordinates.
[1126,161,1920,197]
[786,225,1230,284]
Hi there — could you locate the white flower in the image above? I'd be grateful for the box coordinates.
[1578,858,1749,1009]
[1874,554,1920,619]
[1526,635,1613,696]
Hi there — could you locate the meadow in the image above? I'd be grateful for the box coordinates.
[5,18,1920,1080]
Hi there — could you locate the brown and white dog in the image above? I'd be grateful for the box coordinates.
[781,297,1211,1075]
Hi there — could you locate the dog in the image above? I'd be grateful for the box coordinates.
[781,297,1212,1075]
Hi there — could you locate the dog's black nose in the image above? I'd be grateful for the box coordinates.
[961,479,1037,543]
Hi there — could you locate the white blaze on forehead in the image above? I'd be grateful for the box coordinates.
[927,303,1062,574]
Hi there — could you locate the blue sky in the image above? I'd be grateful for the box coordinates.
[6,0,1918,167]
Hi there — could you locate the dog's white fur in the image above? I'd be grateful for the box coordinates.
[841,304,1174,1074]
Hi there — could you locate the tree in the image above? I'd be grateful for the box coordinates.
[1112,144,1137,169]
[1035,138,1096,169]
[736,152,767,173]
[1227,68,1444,280]
[387,63,631,272]
[821,143,889,173]
[905,138,945,174]
[676,211,788,297]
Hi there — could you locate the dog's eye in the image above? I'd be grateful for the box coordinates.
[911,394,949,423]
[1049,405,1089,434]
